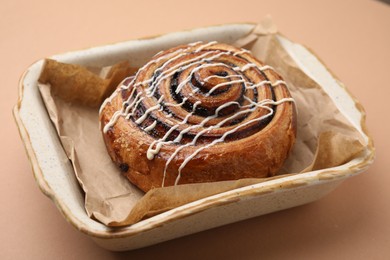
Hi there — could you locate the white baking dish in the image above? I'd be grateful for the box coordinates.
[14,23,374,251]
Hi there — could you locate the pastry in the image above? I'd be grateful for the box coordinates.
[99,41,296,192]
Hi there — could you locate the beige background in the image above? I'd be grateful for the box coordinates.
[1,0,389,259]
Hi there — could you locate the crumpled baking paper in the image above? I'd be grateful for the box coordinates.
[37,19,364,227]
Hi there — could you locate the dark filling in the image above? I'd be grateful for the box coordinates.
[152,70,162,99]
[216,71,228,77]
[119,163,129,173]
[127,58,279,145]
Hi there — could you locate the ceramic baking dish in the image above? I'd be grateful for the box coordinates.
[14,23,374,251]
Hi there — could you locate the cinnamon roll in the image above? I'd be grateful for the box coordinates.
[99,42,296,192]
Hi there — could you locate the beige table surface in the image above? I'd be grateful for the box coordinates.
[1,0,389,259]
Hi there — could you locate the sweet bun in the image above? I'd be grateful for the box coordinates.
[99,42,296,192]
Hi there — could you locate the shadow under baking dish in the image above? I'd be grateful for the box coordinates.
[13,23,374,251]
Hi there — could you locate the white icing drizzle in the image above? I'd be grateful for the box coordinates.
[125,96,145,120]
[103,110,122,133]
[194,41,217,52]
[144,120,157,132]
[164,97,188,107]
[204,74,241,82]
[233,49,251,56]
[174,61,233,94]
[153,50,163,57]
[146,50,222,97]
[124,90,142,115]
[100,41,295,187]
[188,41,203,46]
[99,76,135,115]
[135,96,164,124]
[206,79,246,96]
[118,41,207,94]
[152,41,202,58]
[174,98,294,185]
[246,80,287,89]
[100,89,119,115]
[233,63,274,72]
[146,100,201,161]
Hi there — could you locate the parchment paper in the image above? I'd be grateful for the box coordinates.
[37,20,365,227]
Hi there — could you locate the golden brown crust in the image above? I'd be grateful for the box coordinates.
[99,42,296,192]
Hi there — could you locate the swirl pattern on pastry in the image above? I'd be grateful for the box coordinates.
[100,42,296,192]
